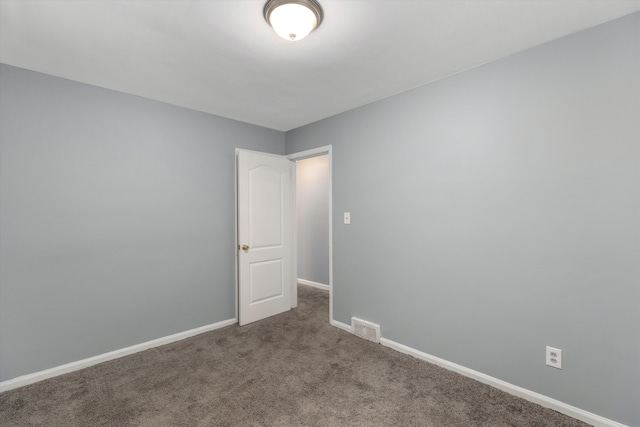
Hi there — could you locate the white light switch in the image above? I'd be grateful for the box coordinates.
[344,212,351,225]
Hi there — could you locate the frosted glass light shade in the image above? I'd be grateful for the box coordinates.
[264,0,323,42]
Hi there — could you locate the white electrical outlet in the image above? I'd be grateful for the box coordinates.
[546,346,562,369]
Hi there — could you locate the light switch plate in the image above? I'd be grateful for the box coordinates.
[344,212,351,225]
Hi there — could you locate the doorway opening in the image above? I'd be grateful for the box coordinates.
[288,146,333,324]
[235,146,332,326]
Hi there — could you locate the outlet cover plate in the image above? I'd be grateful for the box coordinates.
[546,346,562,369]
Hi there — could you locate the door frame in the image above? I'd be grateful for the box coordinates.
[234,145,333,325]
[287,145,333,324]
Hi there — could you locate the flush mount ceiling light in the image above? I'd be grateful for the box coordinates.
[264,0,323,41]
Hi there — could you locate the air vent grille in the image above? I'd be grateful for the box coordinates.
[351,317,381,343]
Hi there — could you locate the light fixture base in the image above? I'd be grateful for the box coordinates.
[263,0,324,41]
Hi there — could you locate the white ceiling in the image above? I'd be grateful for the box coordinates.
[1,1,639,131]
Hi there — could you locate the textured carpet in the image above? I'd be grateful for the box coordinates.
[1,285,589,426]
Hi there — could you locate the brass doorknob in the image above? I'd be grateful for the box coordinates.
[241,244,249,251]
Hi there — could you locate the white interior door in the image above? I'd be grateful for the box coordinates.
[237,150,293,326]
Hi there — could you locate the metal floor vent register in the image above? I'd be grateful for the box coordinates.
[351,317,381,343]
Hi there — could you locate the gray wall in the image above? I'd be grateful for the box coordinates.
[296,155,329,285]
[286,13,640,426]
[0,64,285,381]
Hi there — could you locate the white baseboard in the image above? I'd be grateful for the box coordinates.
[330,319,352,333]
[379,338,627,427]
[0,318,237,393]
[297,278,330,291]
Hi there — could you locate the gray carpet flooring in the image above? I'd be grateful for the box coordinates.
[1,285,589,426]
